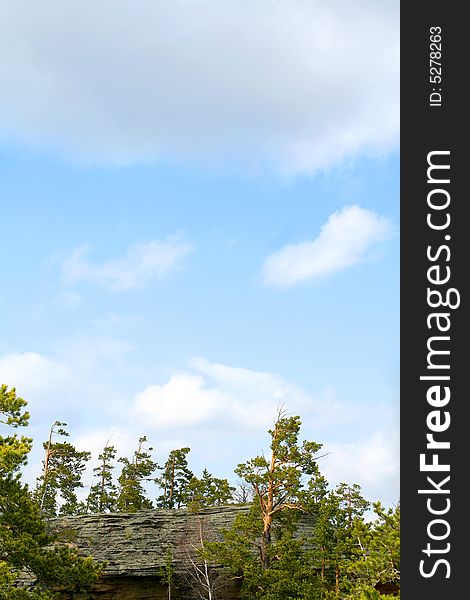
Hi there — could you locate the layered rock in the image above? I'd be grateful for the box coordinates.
[50,505,248,578]
[49,506,248,599]
[41,505,316,599]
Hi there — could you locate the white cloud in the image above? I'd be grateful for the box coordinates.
[131,359,400,504]
[133,357,351,431]
[322,430,399,504]
[0,340,131,424]
[134,373,226,429]
[0,351,77,414]
[0,0,399,172]
[62,237,193,290]
[262,205,393,287]
[1,347,398,504]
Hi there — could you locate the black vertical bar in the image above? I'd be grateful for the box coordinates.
[401,2,467,597]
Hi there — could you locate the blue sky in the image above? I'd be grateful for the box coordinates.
[0,0,399,507]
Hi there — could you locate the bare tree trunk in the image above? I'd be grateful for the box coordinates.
[197,516,213,600]
[180,515,216,600]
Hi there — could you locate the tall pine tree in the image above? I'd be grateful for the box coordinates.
[35,422,91,517]
[234,409,323,570]
[116,436,156,512]
[86,442,118,513]
[311,482,369,596]
[186,469,234,511]
[156,447,193,509]
[346,502,400,598]
[208,410,327,599]
[1,384,102,598]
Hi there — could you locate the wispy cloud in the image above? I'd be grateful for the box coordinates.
[322,429,400,505]
[0,342,130,423]
[0,0,398,172]
[62,237,193,291]
[0,351,76,414]
[262,205,393,288]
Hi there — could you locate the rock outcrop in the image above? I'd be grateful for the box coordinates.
[50,505,248,578]
[41,506,316,599]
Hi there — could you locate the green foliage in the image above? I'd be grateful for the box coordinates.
[159,546,177,600]
[2,389,400,598]
[208,411,327,597]
[116,436,156,512]
[207,413,400,599]
[208,502,322,599]
[0,385,102,598]
[344,502,400,598]
[30,547,102,593]
[0,559,56,599]
[0,385,32,476]
[235,413,322,502]
[86,443,118,513]
[251,536,323,600]
[155,447,193,509]
[35,422,91,518]
[234,409,323,570]
[206,501,263,576]
[187,469,235,511]
[310,483,370,596]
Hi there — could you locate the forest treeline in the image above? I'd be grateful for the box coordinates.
[1,384,399,599]
[34,422,236,517]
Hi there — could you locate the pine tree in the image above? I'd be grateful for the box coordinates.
[86,443,118,513]
[207,409,326,599]
[187,469,234,511]
[0,384,102,598]
[35,422,91,517]
[159,546,176,600]
[346,502,400,598]
[0,384,32,476]
[311,483,369,596]
[116,436,156,512]
[234,408,324,570]
[155,447,193,509]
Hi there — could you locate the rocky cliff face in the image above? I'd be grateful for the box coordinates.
[49,506,249,599]
[44,505,316,599]
[50,505,248,578]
